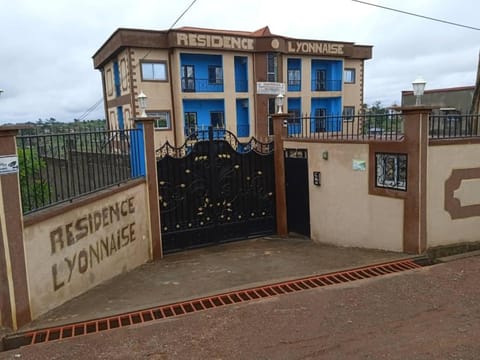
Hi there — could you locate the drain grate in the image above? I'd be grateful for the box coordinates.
[3,259,423,350]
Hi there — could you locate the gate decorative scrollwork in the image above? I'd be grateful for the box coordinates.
[156,127,275,253]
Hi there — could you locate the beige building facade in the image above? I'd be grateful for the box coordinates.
[93,26,372,147]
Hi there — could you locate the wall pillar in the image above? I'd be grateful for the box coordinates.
[401,106,433,254]
[0,126,31,330]
[135,118,163,260]
[272,114,289,236]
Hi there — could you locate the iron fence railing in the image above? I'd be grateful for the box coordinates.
[17,128,144,214]
[286,113,404,141]
[429,114,480,139]
[310,79,342,92]
[181,78,224,92]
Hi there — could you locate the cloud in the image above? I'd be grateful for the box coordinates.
[0,0,478,124]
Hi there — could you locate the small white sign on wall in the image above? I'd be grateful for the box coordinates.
[0,155,19,175]
[352,159,366,171]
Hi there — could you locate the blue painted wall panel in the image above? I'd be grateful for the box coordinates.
[311,97,342,131]
[287,97,302,134]
[311,59,343,91]
[183,99,225,130]
[117,106,124,130]
[234,56,248,92]
[236,99,249,137]
[180,53,223,92]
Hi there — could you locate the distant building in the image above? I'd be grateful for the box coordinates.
[401,86,475,115]
[93,26,372,146]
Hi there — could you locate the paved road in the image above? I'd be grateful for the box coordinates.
[2,256,480,359]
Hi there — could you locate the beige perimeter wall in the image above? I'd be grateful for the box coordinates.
[285,141,404,252]
[23,182,151,319]
[427,144,480,247]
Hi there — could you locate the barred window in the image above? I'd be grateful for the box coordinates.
[375,153,407,191]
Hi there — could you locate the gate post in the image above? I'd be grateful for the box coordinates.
[272,114,289,236]
[134,118,163,260]
[400,106,433,254]
[0,126,31,330]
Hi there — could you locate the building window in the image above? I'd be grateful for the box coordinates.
[147,111,171,130]
[315,70,327,91]
[343,106,355,121]
[185,112,197,136]
[210,111,225,129]
[141,61,168,81]
[344,68,356,84]
[267,53,278,82]
[208,66,223,85]
[181,65,195,92]
[313,108,327,132]
[287,69,301,89]
[375,153,407,191]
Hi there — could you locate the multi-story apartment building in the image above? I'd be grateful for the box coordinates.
[93,26,372,146]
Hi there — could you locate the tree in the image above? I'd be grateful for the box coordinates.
[18,148,50,212]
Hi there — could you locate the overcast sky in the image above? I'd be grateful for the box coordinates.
[0,0,478,124]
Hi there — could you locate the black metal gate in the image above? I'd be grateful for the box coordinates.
[285,149,310,237]
[156,128,276,253]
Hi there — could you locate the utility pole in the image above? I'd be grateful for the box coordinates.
[470,51,480,115]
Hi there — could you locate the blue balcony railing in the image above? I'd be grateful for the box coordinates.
[182,78,224,93]
[310,79,342,92]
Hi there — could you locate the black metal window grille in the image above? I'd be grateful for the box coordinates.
[375,152,407,191]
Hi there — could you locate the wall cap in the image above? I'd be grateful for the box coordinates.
[390,105,439,112]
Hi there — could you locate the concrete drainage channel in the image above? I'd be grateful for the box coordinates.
[2,258,429,351]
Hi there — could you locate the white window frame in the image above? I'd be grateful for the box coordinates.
[141,61,168,81]
[146,111,171,130]
[344,68,356,84]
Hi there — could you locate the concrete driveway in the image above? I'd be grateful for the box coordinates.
[19,236,410,332]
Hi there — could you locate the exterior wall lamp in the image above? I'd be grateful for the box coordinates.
[137,91,148,117]
[275,93,284,114]
[412,76,427,106]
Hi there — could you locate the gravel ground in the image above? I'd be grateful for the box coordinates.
[2,256,480,360]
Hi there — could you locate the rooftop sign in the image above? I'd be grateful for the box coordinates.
[176,33,254,51]
[287,41,345,55]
